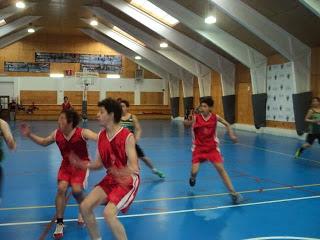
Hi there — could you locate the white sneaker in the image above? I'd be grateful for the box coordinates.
[53,223,64,239]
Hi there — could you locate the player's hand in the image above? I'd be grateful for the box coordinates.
[230,134,238,143]
[108,166,135,188]
[19,123,31,137]
[109,166,134,177]
[69,151,89,170]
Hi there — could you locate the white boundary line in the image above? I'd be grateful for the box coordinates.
[0,195,319,227]
[243,237,320,240]
[1,183,320,211]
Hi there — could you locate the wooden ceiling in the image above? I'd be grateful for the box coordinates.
[0,0,319,62]
[0,0,94,35]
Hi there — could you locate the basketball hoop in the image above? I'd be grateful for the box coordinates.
[75,69,98,88]
[74,69,98,122]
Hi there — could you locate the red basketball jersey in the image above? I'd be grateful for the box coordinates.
[62,102,71,111]
[97,127,133,170]
[55,127,89,167]
[192,113,219,149]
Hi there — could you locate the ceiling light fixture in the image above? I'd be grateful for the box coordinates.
[204,15,216,24]
[130,0,179,26]
[160,42,168,48]
[90,19,98,26]
[107,74,121,79]
[0,19,6,27]
[27,27,35,33]
[50,73,64,78]
[16,1,26,9]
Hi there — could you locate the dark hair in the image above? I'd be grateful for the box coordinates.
[98,98,122,123]
[64,96,68,100]
[120,99,130,107]
[200,97,214,107]
[60,109,79,128]
[312,97,320,102]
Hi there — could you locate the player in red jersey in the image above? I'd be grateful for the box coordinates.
[184,97,243,204]
[62,96,72,111]
[69,98,139,240]
[20,109,97,239]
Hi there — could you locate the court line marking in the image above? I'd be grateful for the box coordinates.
[0,183,319,211]
[13,139,320,164]
[219,139,320,164]
[38,192,72,240]
[243,237,320,240]
[0,195,319,227]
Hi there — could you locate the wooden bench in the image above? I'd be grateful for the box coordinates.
[16,104,171,120]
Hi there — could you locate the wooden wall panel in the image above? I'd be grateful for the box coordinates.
[236,82,254,124]
[87,91,100,105]
[140,92,164,105]
[193,77,200,107]
[0,33,160,79]
[143,66,161,79]
[267,54,288,65]
[211,71,224,117]
[64,91,99,105]
[106,91,134,104]
[266,121,295,129]
[121,58,160,79]
[235,63,254,124]
[20,91,57,104]
[63,91,82,104]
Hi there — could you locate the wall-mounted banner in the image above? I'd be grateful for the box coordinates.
[4,62,50,73]
[79,55,121,65]
[35,52,122,73]
[35,52,79,63]
[266,62,295,122]
[80,63,122,74]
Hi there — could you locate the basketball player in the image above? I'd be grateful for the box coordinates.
[184,97,243,204]
[119,99,164,178]
[69,98,140,240]
[20,109,97,239]
[295,97,320,157]
[62,96,72,111]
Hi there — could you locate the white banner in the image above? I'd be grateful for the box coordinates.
[266,62,295,122]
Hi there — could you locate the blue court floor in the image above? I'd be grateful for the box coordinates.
[0,120,320,240]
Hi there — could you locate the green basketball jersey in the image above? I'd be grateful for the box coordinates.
[120,115,135,133]
[309,109,320,134]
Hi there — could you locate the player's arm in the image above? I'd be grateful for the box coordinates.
[0,119,16,150]
[125,134,139,174]
[86,152,104,170]
[305,109,317,123]
[132,115,142,141]
[184,115,195,127]
[82,128,98,141]
[217,115,238,143]
[69,150,103,170]
[20,123,55,146]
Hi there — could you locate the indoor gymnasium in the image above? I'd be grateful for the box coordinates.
[0,0,320,239]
